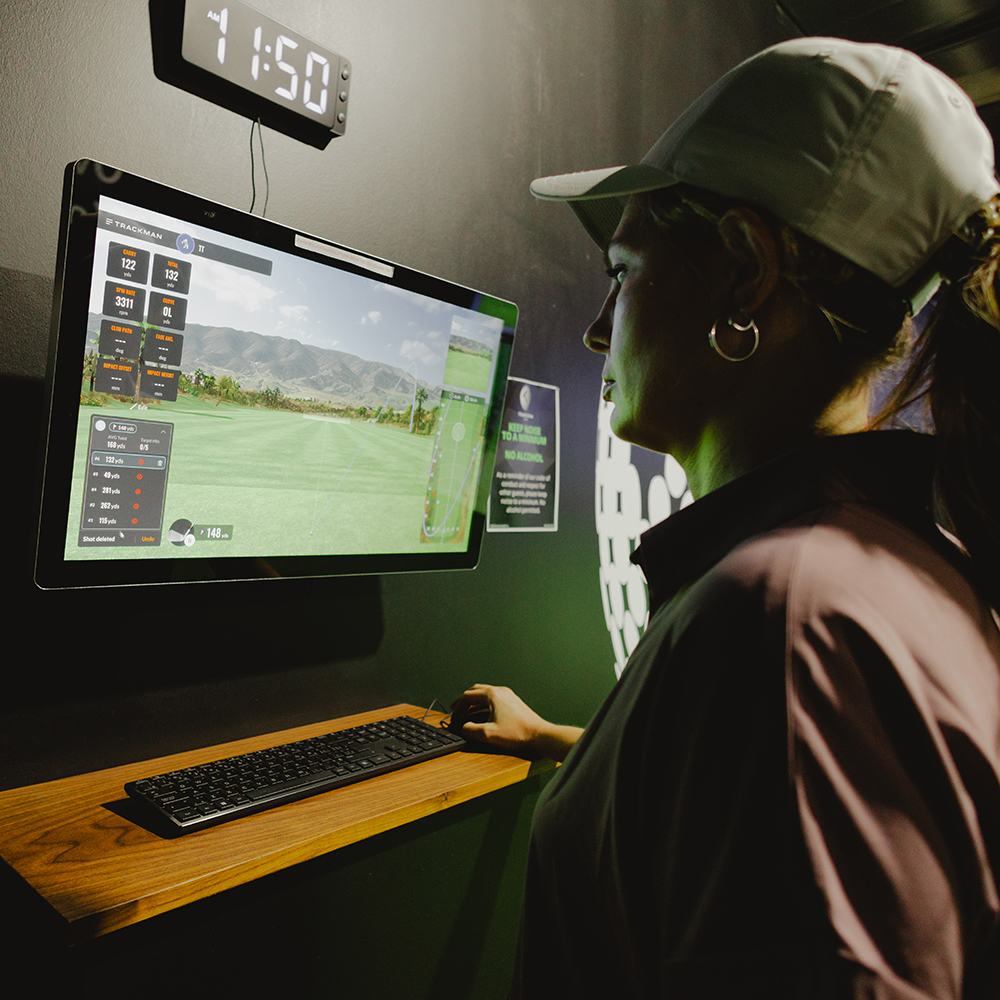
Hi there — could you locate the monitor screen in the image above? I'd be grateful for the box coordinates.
[34,160,516,588]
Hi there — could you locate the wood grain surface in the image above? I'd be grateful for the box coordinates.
[0,704,549,944]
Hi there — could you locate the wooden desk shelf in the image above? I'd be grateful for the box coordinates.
[0,704,549,945]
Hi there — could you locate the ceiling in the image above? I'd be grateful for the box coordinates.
[777,0,1000,105]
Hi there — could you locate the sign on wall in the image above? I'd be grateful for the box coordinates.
[487,377,559,532]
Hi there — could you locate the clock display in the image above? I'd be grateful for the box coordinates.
[149,0,350,148]
[182,1,347,128]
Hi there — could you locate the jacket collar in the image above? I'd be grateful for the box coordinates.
[630,431,939,614]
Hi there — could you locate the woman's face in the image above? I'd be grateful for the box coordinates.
[584,199,734,456]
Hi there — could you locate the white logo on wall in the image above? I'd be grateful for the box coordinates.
[595,400,692,678]
[519,383,532,411]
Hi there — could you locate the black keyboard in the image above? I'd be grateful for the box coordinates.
[125,714,465,834]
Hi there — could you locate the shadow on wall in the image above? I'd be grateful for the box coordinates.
[1,267,53,382]
[6,371,386,706]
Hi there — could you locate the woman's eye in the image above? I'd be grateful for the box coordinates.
[606,265,626,283]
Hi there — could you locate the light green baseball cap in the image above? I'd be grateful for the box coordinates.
[530,37,999,297]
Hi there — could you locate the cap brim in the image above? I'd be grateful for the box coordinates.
[530,163,677,249]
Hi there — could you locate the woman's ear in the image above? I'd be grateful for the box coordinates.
[717,208,782,316]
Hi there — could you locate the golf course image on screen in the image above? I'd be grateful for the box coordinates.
[64,193,504,563]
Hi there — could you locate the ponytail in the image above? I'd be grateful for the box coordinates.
[876,197,1000,608]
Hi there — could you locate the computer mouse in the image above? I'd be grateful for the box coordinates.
[447,704,493,732]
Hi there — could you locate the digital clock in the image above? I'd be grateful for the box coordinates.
[149,0,351,149]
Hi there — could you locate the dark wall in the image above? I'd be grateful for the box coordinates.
[0,2,789,995]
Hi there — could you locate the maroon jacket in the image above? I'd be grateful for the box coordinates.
[512,431,1000,999]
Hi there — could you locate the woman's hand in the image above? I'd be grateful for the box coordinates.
[448,684,584,762]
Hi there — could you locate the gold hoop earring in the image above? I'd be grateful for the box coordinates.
[709,315,760,362]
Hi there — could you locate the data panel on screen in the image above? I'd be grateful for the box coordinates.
[35,161,516,587]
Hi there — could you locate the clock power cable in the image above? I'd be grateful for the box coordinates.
[248,117,270,217]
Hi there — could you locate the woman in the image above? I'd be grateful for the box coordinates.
[450,38,1000,998]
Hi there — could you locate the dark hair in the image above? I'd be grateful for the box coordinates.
[637,186,911,375]
[877,197,1000,606]
[638,186,1000,607]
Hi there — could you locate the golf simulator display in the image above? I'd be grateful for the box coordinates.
[35,160,516,587]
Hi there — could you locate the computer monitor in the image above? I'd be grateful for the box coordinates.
[34,159,516,588]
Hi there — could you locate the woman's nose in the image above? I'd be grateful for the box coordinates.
[583,283,615,353]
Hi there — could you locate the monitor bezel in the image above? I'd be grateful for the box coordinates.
[34,159,516,589]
